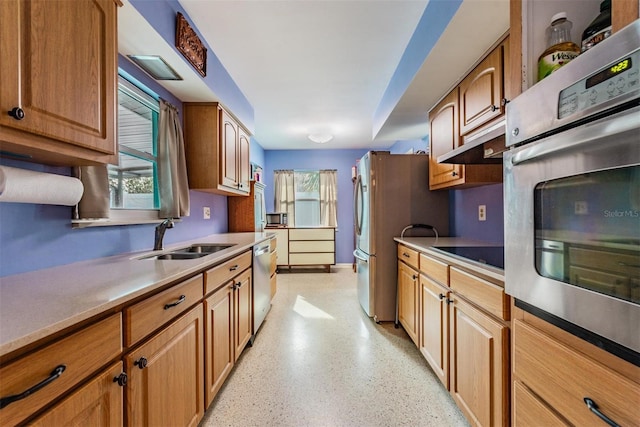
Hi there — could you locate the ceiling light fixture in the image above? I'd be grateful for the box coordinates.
[127,55,183,81]
[308,134,333,144]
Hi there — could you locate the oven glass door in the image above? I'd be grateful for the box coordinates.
[534,165,640,304]
[504,104,640,356]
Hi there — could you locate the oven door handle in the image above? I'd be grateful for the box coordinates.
[510,106,640,166]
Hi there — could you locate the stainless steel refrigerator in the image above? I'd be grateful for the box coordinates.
[353,151,449,322]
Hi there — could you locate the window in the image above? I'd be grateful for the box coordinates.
[294,170,320,227]
[108,75,160,211]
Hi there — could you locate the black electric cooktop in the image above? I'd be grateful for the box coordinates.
[433,246,504,270]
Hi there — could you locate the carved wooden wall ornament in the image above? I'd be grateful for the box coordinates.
[176,12,207,77]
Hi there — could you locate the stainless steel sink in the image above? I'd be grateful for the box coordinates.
[183,244,235,253]
[138,243,236,260]
[149,252,210,260]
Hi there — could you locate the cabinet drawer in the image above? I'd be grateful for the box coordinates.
[204,251,252,295]
[289,253,335,265]
[513,380,568,426]
[420,253,449,285]
[125,275,203,346]
[397,245,419,270]
[513,319,640,426]
[289,228,334,240]
[290,240,335,253]
[450,267,508,320]
[0,314,122,426]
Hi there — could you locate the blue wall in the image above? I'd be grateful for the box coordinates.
[264,149,369,264]
[450,184,504,244]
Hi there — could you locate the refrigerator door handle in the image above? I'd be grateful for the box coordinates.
[353,174,363,237]
[353,249,368,262]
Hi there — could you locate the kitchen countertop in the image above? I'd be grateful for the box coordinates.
[394,237,505,282]
[0,232,273,358]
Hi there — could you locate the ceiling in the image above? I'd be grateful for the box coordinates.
[119,0,509,151]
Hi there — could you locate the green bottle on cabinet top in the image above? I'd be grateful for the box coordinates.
[581,0,612,52]
[537,12,581,82]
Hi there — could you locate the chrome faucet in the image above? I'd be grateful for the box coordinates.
[154,218,174,250]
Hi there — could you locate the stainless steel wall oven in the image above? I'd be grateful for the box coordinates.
[504,20,640,365]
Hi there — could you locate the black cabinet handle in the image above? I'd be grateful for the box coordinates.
[8,107,25,120]
[229,264,239,271]
[402,253,410,258]
[0,365,66,409]
[164,295,186,310]
[584,397,620,427]
[134,357,148,369]
[113,372,128,387]
[438,293,446,300]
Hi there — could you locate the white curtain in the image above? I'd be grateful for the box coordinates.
[274,170,295,227]
[158,99,190,218]
[319,169,337,227]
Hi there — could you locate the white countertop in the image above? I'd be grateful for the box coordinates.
[394,237,505,282]
[0,232,273,357]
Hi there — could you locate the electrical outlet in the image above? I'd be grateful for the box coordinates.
[478,205,487,221]
[574,201,588,215]
[203,206,211,219]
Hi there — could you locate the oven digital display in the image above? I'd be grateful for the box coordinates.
[557,49,639,120]
[586,57,632,88]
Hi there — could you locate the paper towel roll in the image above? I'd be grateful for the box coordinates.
[0,166,84,206]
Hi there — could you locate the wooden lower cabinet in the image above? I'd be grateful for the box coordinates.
[449,296,509,427]
[29,362,124,427]
[125,305,204,427]
[204,265,253,407]
[419,275,450,388]
[416,252,509,427]
[512,316,640,426]
[233,268,253,361]
[513,381,568,426]
[398,261,420,346]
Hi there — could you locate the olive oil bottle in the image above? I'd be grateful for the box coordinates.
[537,12,580,81]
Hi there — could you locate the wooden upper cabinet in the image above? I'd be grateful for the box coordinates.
[428,39,505,191]
[459,40,505,136]
[221,109,239,190]
[183,102,251,196]
[429,90,464,190]
[238,127,252,192]
[612,0,639,32]
[0,0,119,166]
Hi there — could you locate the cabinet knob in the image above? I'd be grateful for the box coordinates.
[490,105,499,112]
[113,372,128,387]
[446,298,455,305]
[412,274,418,280]
[134,357,148,369]
[501,98,510,107]
[8,107,25,120]
[452,171,458,177]
[438,293,446,300]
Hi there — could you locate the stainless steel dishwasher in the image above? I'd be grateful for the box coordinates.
[252,239,272,336]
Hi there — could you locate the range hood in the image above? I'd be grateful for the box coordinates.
[437,118,506,164]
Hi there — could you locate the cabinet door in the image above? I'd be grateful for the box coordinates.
[459,44,504,136]
[0,0,117,163]
[29,363,124,427]
[234,269,253,360]
[429,90,464,190]
[272,229,289,265]
[398,262,420,346]
[204,282,235,407]
[449,296,508,427]
[238,127,252,193]
[126,306,204,427]
[419,275,449,388]
[220,109,239,189]
[513,381,569,427]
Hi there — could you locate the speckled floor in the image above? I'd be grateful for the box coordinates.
[200,267,468,427]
